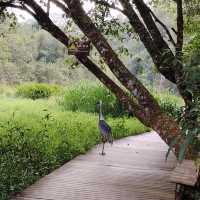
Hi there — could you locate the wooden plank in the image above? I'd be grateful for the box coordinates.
[12,132,177,200]
[170,160,199,186]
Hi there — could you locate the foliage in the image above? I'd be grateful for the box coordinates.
[183,0,200,62]
[156,89,200,161]
[59,81,125,117]
[0,20,94,85]
[184,20,200,59]
[154,91,198,162]
[160,78,200,162]
[177,100,200,161]
[154,92,184,119]
[0,12,17,37]
[16,83,61,100]
[174,56,200,161]
[0,97,149,200]
[0,14,175,90]
[58,81,185,118]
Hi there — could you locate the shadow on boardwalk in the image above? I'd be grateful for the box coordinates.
[13,131,177,200]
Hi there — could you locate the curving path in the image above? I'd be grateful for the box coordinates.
[13,132,177,200]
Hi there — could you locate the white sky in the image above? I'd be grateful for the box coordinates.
[10,0,118,24]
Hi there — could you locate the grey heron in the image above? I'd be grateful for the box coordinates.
[97,100,113,155]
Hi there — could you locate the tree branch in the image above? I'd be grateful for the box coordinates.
[119,0,177,83]
[77,56,149,125]
[0,1,36,17]
[176,0,184,60]
[92,0,124,13]
[172,27,178,35]
[0,0,14,11]
[50,0,70,16]
[65,0,161,111]
[21,4,36,17]
[132,0,169,50]
[47,0,50,16]
[22,0,69,45]
[148,7,176,47]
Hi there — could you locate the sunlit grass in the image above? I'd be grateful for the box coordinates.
[0,95,149,200]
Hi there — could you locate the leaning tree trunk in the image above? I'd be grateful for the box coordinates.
[65,0,192,156]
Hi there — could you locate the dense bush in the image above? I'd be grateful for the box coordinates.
[59,81,125,117]
[154,92,183,119]
[0,98,149,200]
[16,83,61,100]
[59,81,184,119]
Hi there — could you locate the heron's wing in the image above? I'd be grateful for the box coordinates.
[99,120,113,144]
[99,120,111,134]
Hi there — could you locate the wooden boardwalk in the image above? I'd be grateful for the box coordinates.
[13,132,177,200]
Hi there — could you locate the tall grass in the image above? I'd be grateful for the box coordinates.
[153,91,184,119]
[0,98,149,200]
[0,82,184,199]
[0,82,184,119]
[59,81,184,118]
[16,83,61,100]
[59,81,125,117]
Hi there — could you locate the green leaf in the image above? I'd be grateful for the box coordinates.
[178,142,188,162]
[165,137,178,161]
[178,131,195,162]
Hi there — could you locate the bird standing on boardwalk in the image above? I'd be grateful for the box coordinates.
[97,100,113,155]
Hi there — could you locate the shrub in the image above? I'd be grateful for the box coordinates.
[59,81,185,118]
[16,83,61,100]
[59,81,125,117]
[154,92,183,119]
[0,98,149,200]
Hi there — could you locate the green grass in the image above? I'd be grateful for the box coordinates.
[16,83,61,100]
[154,91,184,106]
[0,96,61,114]
[59,81,185,119]
[153,91,184,119]
[0,82,184,200]
[59,81,125,117]
[0,97,149,200]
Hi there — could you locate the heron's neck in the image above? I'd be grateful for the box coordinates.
[99,105,104,120]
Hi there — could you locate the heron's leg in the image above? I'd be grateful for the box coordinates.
[101,142,106,155]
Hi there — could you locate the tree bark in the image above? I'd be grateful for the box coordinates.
[64,0,187,155]
[133,0,171,52]
[119,0,177,84]
[78,58,186,158]
[64,0,159,108]
[26,0,186,155]
[176,0,184,60]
